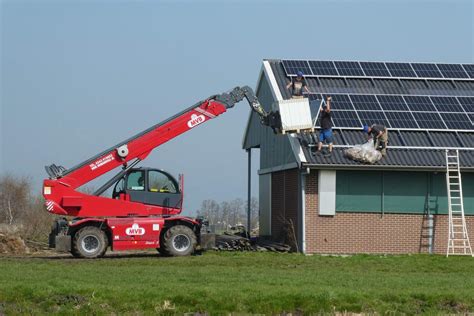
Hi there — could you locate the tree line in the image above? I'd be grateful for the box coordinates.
[195,198,259,233]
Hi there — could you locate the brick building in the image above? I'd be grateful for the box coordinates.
[243,59,474,255]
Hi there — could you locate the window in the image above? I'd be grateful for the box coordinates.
[113,178,125,199]
[126,171,145,191]
[148,171,177,193]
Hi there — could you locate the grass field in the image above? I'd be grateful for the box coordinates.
[0,252,473,315]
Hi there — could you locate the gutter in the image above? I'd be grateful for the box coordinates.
[302,163,474,172]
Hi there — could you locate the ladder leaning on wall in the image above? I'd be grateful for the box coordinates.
[445,149,473,257]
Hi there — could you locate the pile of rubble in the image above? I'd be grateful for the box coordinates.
[0,231,30,255]
[201,226,291,252]
[215,233,291,252]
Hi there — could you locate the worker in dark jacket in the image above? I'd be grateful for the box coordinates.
[318,96,333,156]
[286,71,310,98]
[363,124,388,156]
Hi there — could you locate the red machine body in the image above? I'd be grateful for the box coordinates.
[43,99,228,217]
[43,86,271,257]
[65,216,199,252]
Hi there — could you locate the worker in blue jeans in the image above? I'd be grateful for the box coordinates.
[318,96,333,156]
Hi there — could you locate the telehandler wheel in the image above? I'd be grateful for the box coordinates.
[72,226,108,259]
[160,225,197,257]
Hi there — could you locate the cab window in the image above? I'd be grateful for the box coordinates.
[148,170,177,193]
[113,178,125,198]
[127,170,145,191]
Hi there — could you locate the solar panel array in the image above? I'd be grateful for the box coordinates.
[282,60,474,79]
[309,94,474,131]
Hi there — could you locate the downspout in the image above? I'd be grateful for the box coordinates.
[428,173,433,254]
[247,149,251,234]
[300,167,309,254]
[381,171,385,218]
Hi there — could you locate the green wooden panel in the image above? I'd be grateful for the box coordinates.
[461,173,474,215]
[429,173,448,215]
[429,173,474,215]
[335,170,473,215]
[383,172,428,213]
[336,170,382,212]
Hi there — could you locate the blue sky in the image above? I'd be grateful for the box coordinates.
[1,0,473,215]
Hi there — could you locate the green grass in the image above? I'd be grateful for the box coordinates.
[0,252,473,315]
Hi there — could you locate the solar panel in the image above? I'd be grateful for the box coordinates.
[411,63,442,78]
[350,94,382,111]
[384,111,418,129]
[386,62,417,77]
[281,60,474,81]
[468,114,474,125]
[334,61,364,76]
[281,60,312,76]
[357,111,389,127]
[279,58,473,134]
[462,64,474,78]
[437,64,469,79]
[457,97,474,112]
[360,62,391,77]
[403,96,437,112]
[323,94,354,110]
[331,110,361,128]
[309,61,338,76]
[412,112,446,129]
[430,96,464,112]
[308,94,322,102]
[440,113,473,130]
[308,93,474,131]
[377,95,409,111]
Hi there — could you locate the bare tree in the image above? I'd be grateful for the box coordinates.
[196,199,220,224]
[196,197,259,233]
[0,175,30,226]
[249,197,259,231]
[0,174,53,242]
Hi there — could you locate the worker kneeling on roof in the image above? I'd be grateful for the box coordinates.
[286,71,310,98]
[364,124,388,156]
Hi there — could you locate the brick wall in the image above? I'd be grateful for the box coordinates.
[271,169,299,247]
[304,171,319,253]
[304,171,474,255]
[432,215,474,254]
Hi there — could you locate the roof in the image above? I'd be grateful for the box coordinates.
[245,59,474,171]
[299,135,474,170]
[298,129,474,170]
[303,148,474,170]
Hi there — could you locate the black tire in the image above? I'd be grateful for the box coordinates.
[72,226,108,259]
[71,247,81,258]
[160,225,197,257]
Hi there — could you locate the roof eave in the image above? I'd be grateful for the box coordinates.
[302,163,474,172]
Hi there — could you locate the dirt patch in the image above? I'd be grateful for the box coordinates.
[438,299,469,313]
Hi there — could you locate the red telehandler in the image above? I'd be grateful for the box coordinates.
[43,86,277,258]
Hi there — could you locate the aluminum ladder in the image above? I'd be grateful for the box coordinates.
[445,149,473,257]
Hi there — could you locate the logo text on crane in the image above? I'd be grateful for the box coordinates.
[125,223,146,236]
[89,154,114,171]
[187,114,206,128]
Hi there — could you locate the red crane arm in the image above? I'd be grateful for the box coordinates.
[42,86,273,218]
[44,86,269,189]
